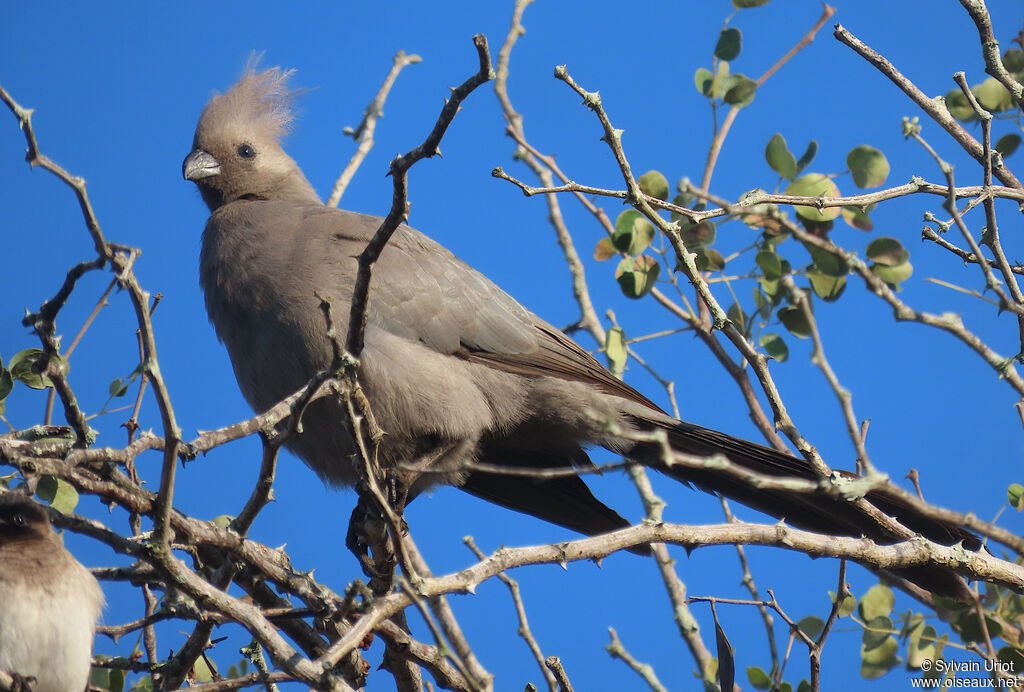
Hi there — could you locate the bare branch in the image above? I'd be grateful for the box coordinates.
[834,23,1023,190]
[326,50,423,207]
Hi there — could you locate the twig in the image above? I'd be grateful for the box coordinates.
[720,498,779,675]
[326,50,422,207]
[403,538,493,690]
[780,275,874,472]
[810,561,849,690]
[397,575,478,691]
[494,0,605,342]
[834,24,1023,190]
[44,277,117,424]
[605,628,668,692]
[464,536,557,692]
[493,168,1024,222]
[699,3,836,193]
[626,464,717,685]
[958,0,1024,108]
[544,657,574,692]
[345,34,494,358]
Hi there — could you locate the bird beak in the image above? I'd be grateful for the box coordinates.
[182,149,221,181]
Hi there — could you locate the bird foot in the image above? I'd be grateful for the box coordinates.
[7,673,36,692]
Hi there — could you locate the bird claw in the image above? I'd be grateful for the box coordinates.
[346,498,398,593]
[8,673,36,692]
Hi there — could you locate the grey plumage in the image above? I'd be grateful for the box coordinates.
[0,493,104,692]
[184,67,977,596]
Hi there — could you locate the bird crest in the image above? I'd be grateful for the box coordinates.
[195,63,299,146]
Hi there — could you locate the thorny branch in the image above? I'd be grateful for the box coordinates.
[3,1,1024,690]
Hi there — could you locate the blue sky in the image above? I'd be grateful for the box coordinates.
[2,1,1023,689]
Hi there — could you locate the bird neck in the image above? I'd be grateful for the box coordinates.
[200,169,321,211]
[273,170,321,204]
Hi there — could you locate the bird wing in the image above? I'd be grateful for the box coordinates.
[315,207,661,411]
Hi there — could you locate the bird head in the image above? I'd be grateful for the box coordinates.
[0,493,53,543]
[183,66,319,211]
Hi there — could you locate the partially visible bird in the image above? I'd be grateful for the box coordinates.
[183,66,978,597]
[0,492,104,692]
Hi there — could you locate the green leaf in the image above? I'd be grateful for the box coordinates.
[759,333,788,362]
[959,612,1004,642]
[859,584,895,621]
[694,67,714,97]
[766,133,797,180]
[798,616,825,639]
[998,646,1024,671]
[108,669,126,692]
[37,475,80,515]
[695,248,726,272]
[847,145,890,189]
[778,306,810,339]
[0,365,13,403]
[996,133,1021,158]
[670,194,694,223]
[871,261,913,285]
[1008,483,1024,511]
[753,288,771,319]
[191,654,215,683]
[109,377,129,397]
[728,303,750,336]
[674,178,696,206]
[605,327,627,375]
[756,250,784,279]
[944,88,977,121]
[862,616,894,649]
[797,681,812,692]
[795,140,818,175]
[907,623,938,669]
[681,220,716,249]
[841,205,873,231]
[860,636,899,679]
[615,256,661,298]
[638,170,670,201]
[808,244,849,277]
[613,209,656,255]
[723,75,756,107]
[9,348,65,390]
[974,77,1014,112]
[90,666,110,691]
[742,204,787,234]
[715,28,742,62]
[747,666,772,690]
[807,268,846,302]
[594,237,616,261]
[712,61,731,99]
[733,0,771,7]
[829,590,857,618]
[867,237,910,266]
[1004,48,1024,73]
[712,608,735,692]
[786,174,841,222]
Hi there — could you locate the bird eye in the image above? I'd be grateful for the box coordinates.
[237,144,256,159]
[11,513,25,527]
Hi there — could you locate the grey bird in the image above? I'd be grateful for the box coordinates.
[183,67,977,596]
[0,493,104,692]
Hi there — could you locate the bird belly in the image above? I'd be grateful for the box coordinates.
[0,580,95,692]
